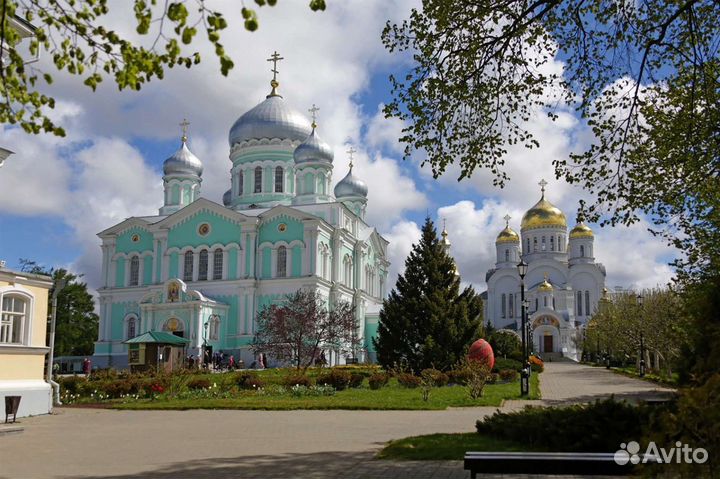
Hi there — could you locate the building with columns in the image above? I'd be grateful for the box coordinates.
[93,58,389,367]
[484,181,606,361]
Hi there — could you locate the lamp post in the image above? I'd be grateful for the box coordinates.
[517,259,529,396]
[46,277,66,407]
[636,294,645,377]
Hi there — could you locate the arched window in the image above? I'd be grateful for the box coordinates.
[275,166,284,193]
[544,296,548,307]
[127,317,136,339]
[238,170,244,195]
[541,236,546,251]
[585,291,591,316]
[501,294,506,318]
[577,291,583,316]
[183,251,194,281]
[129,256,140,286]
[550,236,555,251]
[504,249,510,262]
[580,245,585,257]
[208,315,220,341]
[198,249,209,281]
[213,248,223,280]
[508,293,514,318]
[558,235,563,251]
[1,295,28,344]
[254,166,262,193]
[533,237,538,251]
[276,246,287,277]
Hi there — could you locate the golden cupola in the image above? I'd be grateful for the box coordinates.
[569,215,594,239]
[521,179,567,230]
[538,273,553,292]
[496,214,520,244]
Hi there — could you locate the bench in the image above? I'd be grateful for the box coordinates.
[464,452,659,477]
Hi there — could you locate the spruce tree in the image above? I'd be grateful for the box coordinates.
[373,217,483,371]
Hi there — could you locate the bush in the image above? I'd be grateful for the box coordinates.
[187,378,212,390]
[283,374,313,388]
[420,368,449,387]
[316,369,352,390]
[447,369,470,385]
[486,373,499,384]
[348,373,364,388]
[88,368,118,382]
[368,372,390,390]
[397,373,421,388]
[492,358,522,373]
[477,399,648,452]
[101,379,138,398]
[529,355,544,373]
[235,372,264,389]
[456,357,492,399]
[498,369,519,382]
[59,375,86,395]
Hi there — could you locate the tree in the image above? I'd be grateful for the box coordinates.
[373,217,484,372]
[383,0,719,280]
[252,290,359,372]
[488,329,522,360]
[18,259,98,356]
[1,0,326,136]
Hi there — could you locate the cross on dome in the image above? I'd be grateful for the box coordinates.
[179,118,190,142]
[308,104,320,129]
[347,146,357,169]
[503,214,511,226]
[539,179,548,197]
[266,51,284,97]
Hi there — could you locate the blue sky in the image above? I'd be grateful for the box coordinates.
[0,0,676,292]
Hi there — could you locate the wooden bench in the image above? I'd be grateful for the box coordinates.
[464,452,659,477]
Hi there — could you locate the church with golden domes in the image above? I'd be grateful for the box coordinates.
[484,180,606,361]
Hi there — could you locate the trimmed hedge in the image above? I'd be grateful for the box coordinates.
[368,372,390,390]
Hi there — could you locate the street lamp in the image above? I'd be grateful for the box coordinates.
[516,259,529,396]
[636,294,645,377]
[47,277,66,406]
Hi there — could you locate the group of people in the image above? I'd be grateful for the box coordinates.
[185,350,250,371]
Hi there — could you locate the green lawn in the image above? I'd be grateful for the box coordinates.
[611,366,678,387]
[378,433,542,460]
[113,374,540,411]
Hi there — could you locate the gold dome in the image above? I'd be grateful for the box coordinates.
[538,273,553,292]
[569,221,593,239]
[521,196,567,230]
[496,226,520,244]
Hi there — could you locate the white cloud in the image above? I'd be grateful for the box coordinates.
[382,220,422,288]
[366,104,406,156]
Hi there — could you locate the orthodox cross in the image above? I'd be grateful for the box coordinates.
[267,51,284,96]
[539,178,548,195]
[180,118,190,142]
[347,146,357,169]
[503,214,511,227]
[309,104,320,128]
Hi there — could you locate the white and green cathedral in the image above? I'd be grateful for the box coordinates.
[92,63,390,368]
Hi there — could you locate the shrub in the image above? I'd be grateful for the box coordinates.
[492,358,522,373]
[447,369,470,385]
[316,369,352,390]
[499,369,519,382]
[283,374,313,388]
[529,355,544,373]
[486,373,499,384]
[368,372,390,390]
[187,378,212,390]
[420,368,449,387]
[456,357,492,399]
[101,379,138,398]
[397,373,421,388]
[59,375,86,395]
[88,368,118,382]
[235,372,264,389]
[348,373,364,388]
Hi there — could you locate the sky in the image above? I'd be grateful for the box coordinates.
[0,0,677,295]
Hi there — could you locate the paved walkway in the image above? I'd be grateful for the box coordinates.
[0,362,674,479]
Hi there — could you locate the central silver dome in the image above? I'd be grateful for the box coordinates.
[229,96,312,146]
[334,168,368,198]
[163,141,203,176]
[294,128,334,164]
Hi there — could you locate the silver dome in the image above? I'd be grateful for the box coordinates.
[222,189,231,206]
[334,167,368,198]
[163,140,203,176]
[229,95,312,146]
[294,128,334,164]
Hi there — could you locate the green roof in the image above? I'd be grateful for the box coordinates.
[124,331,190,346]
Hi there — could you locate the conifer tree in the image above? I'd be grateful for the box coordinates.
[373,217,483,371]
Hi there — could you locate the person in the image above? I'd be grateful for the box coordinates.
[229,355,235,370]
[188,355,195,369]
[82,357,91,376]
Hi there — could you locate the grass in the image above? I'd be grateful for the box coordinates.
[377,433,542,460]
[611,366,678,387]
[112,374,540,411]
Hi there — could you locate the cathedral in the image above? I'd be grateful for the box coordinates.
[484,181,606,361]
[92,55,389,368]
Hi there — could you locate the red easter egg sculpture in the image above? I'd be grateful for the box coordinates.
[468,339,495,370]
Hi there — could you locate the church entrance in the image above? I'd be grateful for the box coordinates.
[543,334,553,353]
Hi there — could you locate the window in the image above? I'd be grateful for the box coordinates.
[501,294,506,318]
[198,249,209,281]
[541,236,546,251]
[553,297,556,309]
[127,317,136,339]
[526,238,530,252]
[580,245,585,257]
[508,294,514,318]
[535,298,538,311]
[0,295,27,344]
[550,236,555,251]
[275,166,284,193]
[544,296,548,307]
[208,315,220,341]
[213,248,223,280]
[254,166,262,193]
[577,291,583,316]
[533,237,538,251]
[183,251,194,281]
[504,249,510,262]
[277,246,287,277]
[238,170,244,195]
[558,235,563,251]
[585,291,591,316]
[129,256,139,286]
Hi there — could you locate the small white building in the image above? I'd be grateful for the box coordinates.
[484,181,606,361]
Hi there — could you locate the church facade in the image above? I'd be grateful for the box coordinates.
[92,62,389,368]
[484,182,606,361]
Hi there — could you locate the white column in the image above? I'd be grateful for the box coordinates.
[236,247,242,279]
